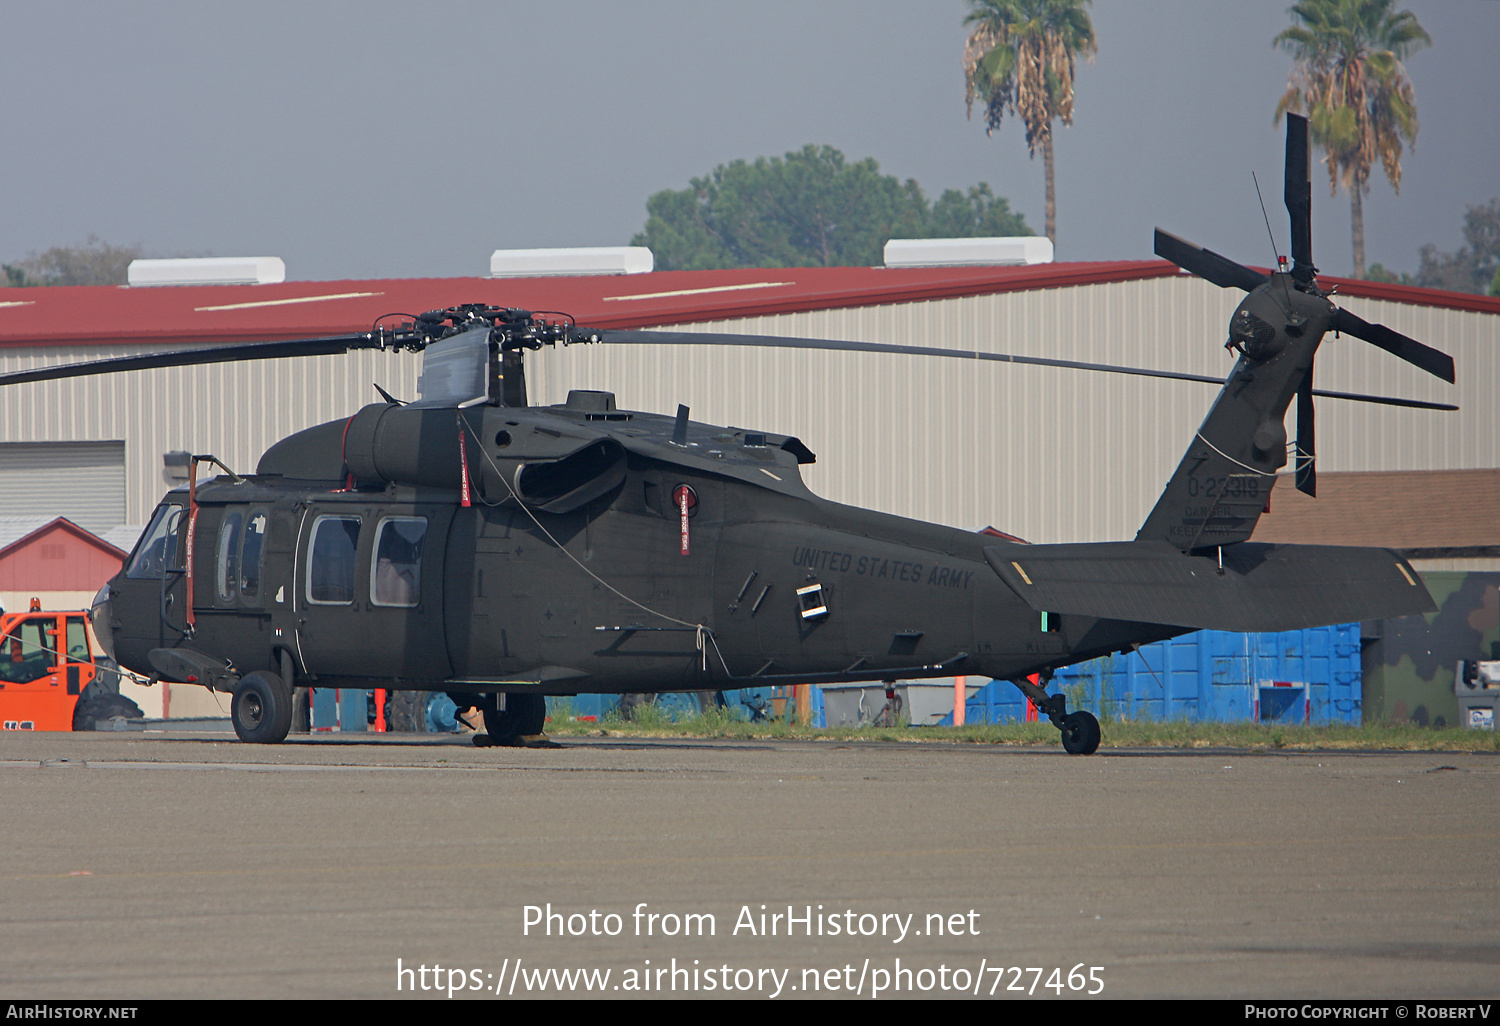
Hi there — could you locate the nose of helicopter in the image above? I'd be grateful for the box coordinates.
[89,583,117,661]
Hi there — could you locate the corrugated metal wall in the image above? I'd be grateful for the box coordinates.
[0,346,421,527]
[1,276,1493,542]
[0,441,124,531]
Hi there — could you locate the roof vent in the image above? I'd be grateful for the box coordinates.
[489,246,652,278]
[127,257,286,287]
[883,237,1053,268]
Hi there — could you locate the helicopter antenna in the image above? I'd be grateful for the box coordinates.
[1252,171,1281,266]
[1252,170,1296,315]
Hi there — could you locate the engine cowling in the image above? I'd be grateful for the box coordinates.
[338,404,625,513]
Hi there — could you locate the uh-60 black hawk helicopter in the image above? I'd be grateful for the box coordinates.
[0,115,1456,752]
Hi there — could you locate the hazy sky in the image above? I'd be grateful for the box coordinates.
[3,1,1495,282]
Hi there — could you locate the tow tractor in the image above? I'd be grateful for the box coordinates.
[0,598,142,731]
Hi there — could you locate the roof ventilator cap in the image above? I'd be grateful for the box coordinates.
[489,246,653,278]
[127,257,286,287]
[882,237,1053,268]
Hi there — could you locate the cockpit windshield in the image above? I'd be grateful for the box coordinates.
[125,503,185,579]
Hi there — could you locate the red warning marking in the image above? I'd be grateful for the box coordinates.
[459,430,472,508]
[674,484,697,555]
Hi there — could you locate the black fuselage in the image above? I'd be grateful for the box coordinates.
[107,432,1174,697]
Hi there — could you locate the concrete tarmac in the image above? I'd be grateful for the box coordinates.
[1,730,1497,1000]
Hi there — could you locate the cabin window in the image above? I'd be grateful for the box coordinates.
[65,619,89,662]
[216,513,243,602]
[307,515,362,605]
[125,504,184,580]
[240,513,267,602]
[371,517,426,608]
[0,617,55,684]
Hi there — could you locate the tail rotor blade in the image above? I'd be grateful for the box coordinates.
[1284,113,1316,285]
[1334,308,1456,383]
[1295,366,1316,497]
[1154,229,1267,292]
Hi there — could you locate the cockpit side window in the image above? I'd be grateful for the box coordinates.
[307,515,361,605]
[216,512,244,602]
[126,504,185,580]
[240,513,267,603]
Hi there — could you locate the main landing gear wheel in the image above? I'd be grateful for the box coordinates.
[232,670,293,744]
[1060,710,1101,755]
[481,693,551,747]
[387,690,432,733]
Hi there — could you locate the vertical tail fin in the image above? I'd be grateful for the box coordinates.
[1141,113,1451,551]
[1134,331,1308,551]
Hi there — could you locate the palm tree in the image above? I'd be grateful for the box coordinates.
[963,0,1096,248]
[1274,0,1430,279]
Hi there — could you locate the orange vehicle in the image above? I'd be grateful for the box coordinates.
[0,599,142,731]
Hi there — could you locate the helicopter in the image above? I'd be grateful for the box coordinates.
[0,114,1456,753]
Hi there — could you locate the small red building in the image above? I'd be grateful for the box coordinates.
[0,516,128,616]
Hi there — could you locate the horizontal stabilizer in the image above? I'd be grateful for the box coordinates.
[984,540,1434,633]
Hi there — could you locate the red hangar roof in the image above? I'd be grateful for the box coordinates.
[1,260,1495,349]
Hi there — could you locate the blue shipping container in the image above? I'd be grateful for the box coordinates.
[957,623,1362,726]
[309,687,371,731]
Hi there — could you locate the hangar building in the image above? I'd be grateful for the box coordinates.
[2,261,1494,564]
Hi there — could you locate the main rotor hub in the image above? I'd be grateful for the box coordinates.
[375,305,601,354]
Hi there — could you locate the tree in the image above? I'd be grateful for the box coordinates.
[1413,198,1500,295]
[1274,0,1430,279]
[631,145,1031,271]
[1363,262,1411,285]
[929,183,1033,239]
[963,0,1096,248]
[3,236,143,286]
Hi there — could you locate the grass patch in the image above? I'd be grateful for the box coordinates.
[543,707,1500,752]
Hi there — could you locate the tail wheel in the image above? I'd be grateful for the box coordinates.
[232,671,293,744]
[483,693,546,742]
[1060,710,1101,755]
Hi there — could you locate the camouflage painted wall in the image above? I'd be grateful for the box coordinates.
[1362,572,1500,727]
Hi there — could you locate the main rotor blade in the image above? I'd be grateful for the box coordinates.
[0,333,378,388]
[1295,365,1316,497]
[4,322,1455,413]
[599,329,1457,410]
[1285,113,1315,285]
[1306,388,1454,412]
[1333,308,1456,383]
[1154,229,1268,292]
[603,328,1228,385]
